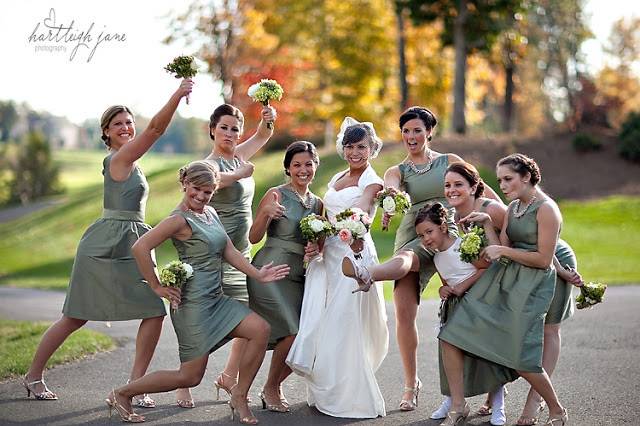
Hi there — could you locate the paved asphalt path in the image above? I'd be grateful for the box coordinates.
[0,286,638,425]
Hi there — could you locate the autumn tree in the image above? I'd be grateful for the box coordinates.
[400,0,523,134]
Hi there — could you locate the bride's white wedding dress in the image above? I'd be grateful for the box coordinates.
[286,165,389,418]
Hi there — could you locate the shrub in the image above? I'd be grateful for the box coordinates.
[572,133,602,152]
[618,112,640,162]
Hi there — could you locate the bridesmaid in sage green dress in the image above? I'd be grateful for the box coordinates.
[373,107,500,411]
[438,154,568,426]
[111,161,289,424]
[23,79,193,404]
[247,141,322,412]
[516,238,583,425]
[202,103,277,402]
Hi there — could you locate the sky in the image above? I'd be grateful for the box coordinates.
[0,0,638,125]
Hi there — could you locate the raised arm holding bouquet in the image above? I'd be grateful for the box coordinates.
[248,79,284,129]
[165,55,198,104]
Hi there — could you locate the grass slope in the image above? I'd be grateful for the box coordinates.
[0,319,114,379]
[0,149,637,296]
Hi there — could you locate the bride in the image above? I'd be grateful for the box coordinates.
[286,117,389,418]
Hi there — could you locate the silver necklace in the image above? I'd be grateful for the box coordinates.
[288,185,312,209]
[513,196,537,218]
[406,151,435,175]
[186,207,214,225]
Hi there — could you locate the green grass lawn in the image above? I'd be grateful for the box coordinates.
[0,319,114,379]
[0,148,637,297]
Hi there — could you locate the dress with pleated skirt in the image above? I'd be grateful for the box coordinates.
[62,154,165,321]
[439,199,557,373]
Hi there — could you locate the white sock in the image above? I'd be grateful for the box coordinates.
[490,386,506,425]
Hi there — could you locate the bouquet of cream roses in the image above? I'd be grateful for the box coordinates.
[376,189,411,231]
[247,79,284,129]
[576,281,607,309]
[333,208,371,246]
[159,260,193,311]
[164,55,198,104]
[458,226,487,263]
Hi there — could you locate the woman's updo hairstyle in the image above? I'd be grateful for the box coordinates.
[179,161,220,191]
[283,141,319,176]
[446,162,485,198]
[497,153,541,186]
[415,202,448,227]
[209,104,244,140]
[100,105,134,147]
[399,106,438,141]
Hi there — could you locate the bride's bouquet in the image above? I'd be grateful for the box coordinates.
[164,55,199,104]
[458,226,487,263]
[333,208,371,247]
[247,79,284,129]
[576,281,607,309]
[376,188,411,231]
[159,260,193,311]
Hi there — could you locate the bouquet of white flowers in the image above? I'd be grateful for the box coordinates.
[247,79,284,129]
[159,260,193,311]
[300,214,333,242]
[576,281,607,309]
[333,208,371,247]
[164,55,198,104]
[376,189,411,231]
[458,226,487,263]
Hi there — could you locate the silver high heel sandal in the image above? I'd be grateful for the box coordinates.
[22,375,58,400]
[341,253,374,293]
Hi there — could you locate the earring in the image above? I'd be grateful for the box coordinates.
[182,187,186,192]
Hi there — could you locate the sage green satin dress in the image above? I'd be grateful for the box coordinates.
[546,239,578,324]
[438,199,518,396]
[170,209,251,362]
[247,186,322,349]
[208,156,255,304]
[394,155,453,299]
[62,154,165,321]
[439,200,557,373]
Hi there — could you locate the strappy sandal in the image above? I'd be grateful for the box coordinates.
[440,402,470,426]
[106,390,145,423]
[516,400,546,425]
[229,386,259,424]
[215,372,251,403]
[126,379,155,408]
[258,390,289,412]
[341,254,374,293]
[22,375,58,400]
[399,378,422,411]
[544,408,568,425]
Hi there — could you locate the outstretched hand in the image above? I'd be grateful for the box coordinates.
[257,262,290,283]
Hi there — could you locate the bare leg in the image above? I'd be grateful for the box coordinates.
[517,369,565,419]
[26,315,87,395]
[129,317,163,380]
[368,251,416,281]
[262,335,295,411]
[440,340,466,410]
[114,355,209,414]
[217,338,248,389]
[518,324,562,423]
[394,272,421,407]
[228,313,270,423]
